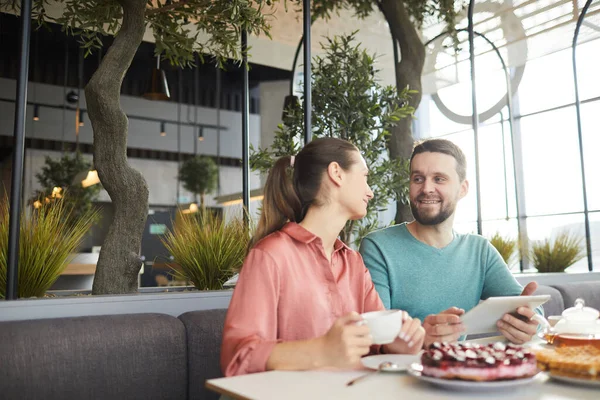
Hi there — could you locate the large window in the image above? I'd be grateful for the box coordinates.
[581,101,600,211]
[424,36,600,271]
[519,106,584,216]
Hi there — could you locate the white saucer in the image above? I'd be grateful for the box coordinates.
[360,353,421,372]
[407,363,544,391]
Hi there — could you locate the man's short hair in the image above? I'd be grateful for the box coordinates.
[410,139,467,181]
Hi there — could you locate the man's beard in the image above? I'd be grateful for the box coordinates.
[410,197,455,226]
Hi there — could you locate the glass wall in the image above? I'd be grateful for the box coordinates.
[423,36,600,272]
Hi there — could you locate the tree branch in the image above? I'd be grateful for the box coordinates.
[378,0,425,73]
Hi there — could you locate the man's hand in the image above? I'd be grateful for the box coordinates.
[497,282,540,344]
[423,307,466,348]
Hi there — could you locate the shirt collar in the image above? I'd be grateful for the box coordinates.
[282,222,350,253]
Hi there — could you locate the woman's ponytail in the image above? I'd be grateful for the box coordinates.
[249,155,301,249]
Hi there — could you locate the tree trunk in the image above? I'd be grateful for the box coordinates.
[379,0,426,224]
[86,0,149,294]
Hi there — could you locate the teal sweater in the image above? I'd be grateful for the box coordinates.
[359,223,526,322]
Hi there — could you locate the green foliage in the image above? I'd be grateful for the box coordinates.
[178,156,219,206]
[488,232,517,268]
[161,209,248,290]
[530,232,585,273]
[1,0,280,66]
[0,196,98,298]
[251,33,414,245]
[34,153,101,225]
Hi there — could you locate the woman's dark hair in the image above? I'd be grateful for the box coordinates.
[249,137,359,249]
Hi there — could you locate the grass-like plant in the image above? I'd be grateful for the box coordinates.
[489,232,518,268]
[161,209,248,291]
[530,231,585,273]
[0,196,97,298]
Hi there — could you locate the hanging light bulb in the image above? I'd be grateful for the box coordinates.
[143,55,170,101]
[81,170,100,188]
[33,104,40,121]
[160,121,166,137]
[51,187,63,199]
[198,127,204,142]
[79,110,85,127]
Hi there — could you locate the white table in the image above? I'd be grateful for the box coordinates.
[206,369,598,400]
[207,337,599,400]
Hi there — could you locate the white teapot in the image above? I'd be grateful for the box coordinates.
[537,298,600,345]
[554,298,600,335]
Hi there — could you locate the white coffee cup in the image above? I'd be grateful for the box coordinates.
[359,310,403,344]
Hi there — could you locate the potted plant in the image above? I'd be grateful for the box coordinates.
[530,231,585,273]
[488,232,518,269]
[178,156,218,209]
[0,197,97,298]
[161,208,248,290]
[251,33,414,246]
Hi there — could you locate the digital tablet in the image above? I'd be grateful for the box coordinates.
[460,295,551,335]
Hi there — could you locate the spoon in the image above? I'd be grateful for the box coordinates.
[346,361,398,386]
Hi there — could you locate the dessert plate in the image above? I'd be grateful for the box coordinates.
[407,363,544,391]
[548,373,600,388]
[361,353,421,372]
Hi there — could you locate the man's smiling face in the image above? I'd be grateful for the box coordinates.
[409,151,468,226]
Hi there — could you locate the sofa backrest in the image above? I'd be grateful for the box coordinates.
[179,308,227,400]
[534,284,565,317]
[0,313,187,400]
[552,282,600,312]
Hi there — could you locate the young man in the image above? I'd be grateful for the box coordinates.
[359,138,540,346]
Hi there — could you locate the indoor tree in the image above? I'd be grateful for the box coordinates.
[305,0,464,222]
[1,0,279,294]
[251,33,414,246]
[178,155,218,209]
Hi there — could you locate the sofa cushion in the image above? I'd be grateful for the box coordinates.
[534,284,565,317]
[0,313,187,400]
[179,308,227,400]
[552,281,600,312]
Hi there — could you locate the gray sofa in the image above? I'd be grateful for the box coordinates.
[1,281,599,400]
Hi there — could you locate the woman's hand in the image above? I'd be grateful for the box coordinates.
[383,311,425,354]
[317,312,373,368]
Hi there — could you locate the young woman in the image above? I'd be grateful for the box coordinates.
[221,137,424,377]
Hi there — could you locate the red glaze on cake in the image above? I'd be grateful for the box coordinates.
[420,342,538,381]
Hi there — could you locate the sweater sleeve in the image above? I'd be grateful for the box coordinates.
[359,236,392,309]
[481,241,523,299]
[221,248,282,376]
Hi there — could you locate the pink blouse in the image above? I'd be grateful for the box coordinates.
[221,222,385,376]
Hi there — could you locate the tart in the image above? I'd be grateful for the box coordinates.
[421,342,538,381]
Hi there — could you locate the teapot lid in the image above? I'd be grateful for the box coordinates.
[561,298,600,321]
